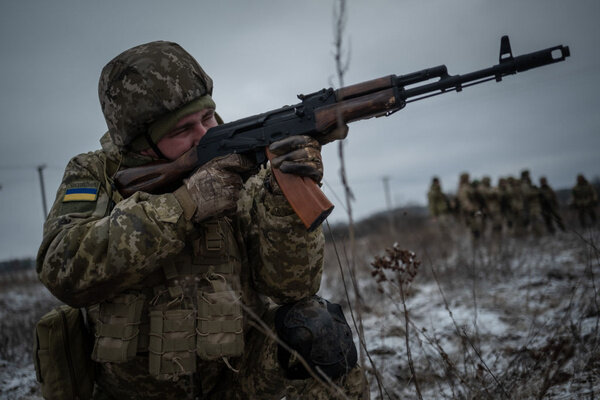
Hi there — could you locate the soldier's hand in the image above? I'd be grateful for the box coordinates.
[268,135,324,183]
[184,154,254,222]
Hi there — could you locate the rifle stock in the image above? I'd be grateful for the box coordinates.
[115,146,199,198]
[113,36,569,230]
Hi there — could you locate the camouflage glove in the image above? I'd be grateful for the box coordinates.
[268,135,324,183]
[183,154,254,223]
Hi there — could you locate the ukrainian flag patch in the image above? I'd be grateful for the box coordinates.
[63,186,99,202]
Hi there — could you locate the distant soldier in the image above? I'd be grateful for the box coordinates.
[571,174,598,228]
[480,176,503,235]
[467,179,486,239]
[427,176,449,220]
[539,176,566,233]
[498,178,511,231]
[520,169,531,184]
[445,193,461,222]
[507,176,525,235]
[520,171,543,236]
[457,172,474,228]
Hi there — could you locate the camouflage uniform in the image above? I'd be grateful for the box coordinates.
[507,176,525,235]
[520,174,543,236]
[37,41,365,400]
[539,177,565,234]
[427,177,448,219]
[479,176,502,236]
[497,178,511,231]
[456,173,472,225]
[571,174,598,228]
[457,173,484,238]
[469,180,486,238]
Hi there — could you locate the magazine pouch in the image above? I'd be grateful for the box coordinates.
[194,219,244,360]
[148,309,197,380]
[91,293,145,362]
[196,277,244,360]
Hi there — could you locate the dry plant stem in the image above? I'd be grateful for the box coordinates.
[403,314,461,398]
[323,179,349,214]
[429,262,510,399]
[468,250,481,348]
[584,233,600,343]
[326,221,389,400]
[332,0,366,379]
[404,314,451,399]
[398,302,476,396]
[399,284,423,399]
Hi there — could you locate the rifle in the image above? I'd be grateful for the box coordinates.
[114,36,570,231]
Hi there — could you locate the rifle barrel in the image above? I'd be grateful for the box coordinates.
[401,43,570,101]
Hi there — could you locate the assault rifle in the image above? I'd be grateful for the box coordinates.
[115,36,570,231]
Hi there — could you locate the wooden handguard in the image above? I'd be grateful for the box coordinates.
[266,149,334,232]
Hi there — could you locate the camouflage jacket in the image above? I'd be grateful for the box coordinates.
[37,132,323,306]
[457,183,476,214]
[540,184,559,211]
[479,185,501,214]
[427,183,448,217]
[572,182,598,207]
[520,182,542,213]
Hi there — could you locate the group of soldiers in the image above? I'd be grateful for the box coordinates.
[427,170,599,239]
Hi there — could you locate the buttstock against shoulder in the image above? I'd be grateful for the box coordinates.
[114,146,199,198]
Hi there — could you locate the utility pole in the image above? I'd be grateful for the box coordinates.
[382,176,395,236]
[37,164,48,218]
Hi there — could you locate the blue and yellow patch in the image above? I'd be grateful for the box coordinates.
[63,187,98,202]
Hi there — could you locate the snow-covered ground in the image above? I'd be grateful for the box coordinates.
[1,224,598,399]
[0,276,60,399]
[321,224,600,399]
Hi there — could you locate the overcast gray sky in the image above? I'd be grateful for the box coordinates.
[0,0,598,260]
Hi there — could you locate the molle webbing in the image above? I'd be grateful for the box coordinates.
[89,218,244,380]
[197,288,244,360]
[149,309,197,379]
[91,293,145,363]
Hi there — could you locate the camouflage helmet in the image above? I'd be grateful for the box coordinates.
[98,41,213,148]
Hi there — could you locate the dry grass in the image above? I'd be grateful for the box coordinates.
[322,209,600,399]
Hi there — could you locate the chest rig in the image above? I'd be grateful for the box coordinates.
[90,218,244,380]
[149,217,244,379]
[89,156,244,380]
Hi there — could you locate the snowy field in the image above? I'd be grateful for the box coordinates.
[321,220,600,399]
[1,220,598,399]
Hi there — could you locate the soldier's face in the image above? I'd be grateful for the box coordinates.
[143,108,218,160]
